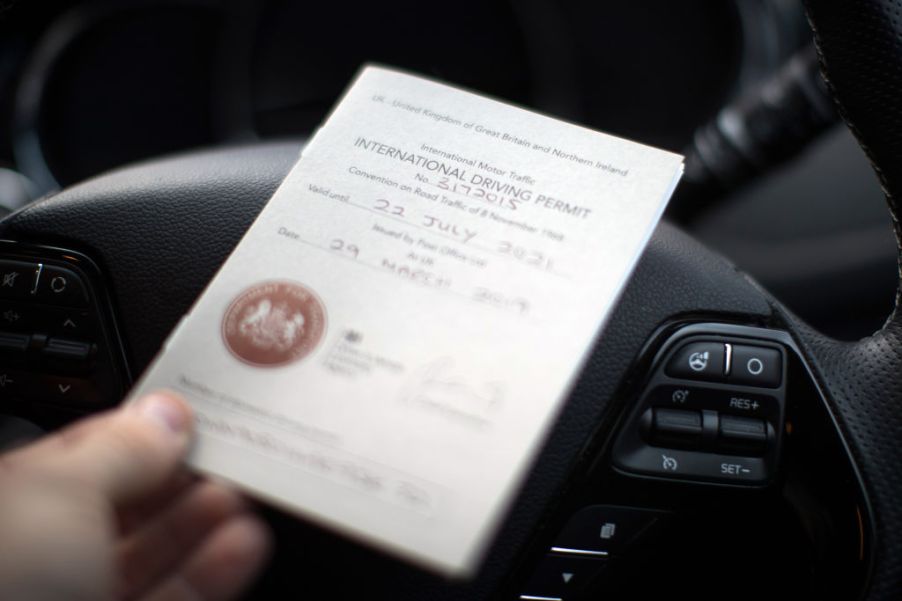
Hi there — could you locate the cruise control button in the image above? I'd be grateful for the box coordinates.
[666,342,726,381]
[719,415,768,454]
[35,265,89,307]
[521,554,606,600]
[728,345,782,388]
[654,408,702,435]
[651,408,702,448]
[0,261,38,300]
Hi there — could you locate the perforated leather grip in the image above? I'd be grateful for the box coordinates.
[796,2,902,598]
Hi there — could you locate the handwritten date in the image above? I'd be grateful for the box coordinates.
[497,241,554,272]
[330,238,360,259]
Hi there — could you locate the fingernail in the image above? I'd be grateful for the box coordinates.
[135,392,190,435]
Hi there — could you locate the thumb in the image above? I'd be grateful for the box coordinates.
[12,391,194,505]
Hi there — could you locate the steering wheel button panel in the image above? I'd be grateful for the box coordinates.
[665,341,726,381]
[0,243,130,412]
[614,327,787,486]
[728,345,782,387]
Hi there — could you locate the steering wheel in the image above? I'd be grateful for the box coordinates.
[0,1,900,599]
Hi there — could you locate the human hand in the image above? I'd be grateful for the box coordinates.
[0,391,271,601]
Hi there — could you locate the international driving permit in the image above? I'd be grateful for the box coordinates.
[129,66,683,575]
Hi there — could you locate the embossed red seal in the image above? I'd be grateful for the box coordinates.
[222,280,326,367]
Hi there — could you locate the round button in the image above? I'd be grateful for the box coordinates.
[35,265,89,307]
[729,345,782,387]
[746,357,764,375]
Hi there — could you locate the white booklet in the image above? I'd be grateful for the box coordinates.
[129,66,683,576]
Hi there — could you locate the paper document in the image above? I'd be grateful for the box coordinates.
[129,65,683,575]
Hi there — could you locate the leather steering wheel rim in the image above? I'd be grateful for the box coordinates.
[0,3,900,598]
[784,2,902,598]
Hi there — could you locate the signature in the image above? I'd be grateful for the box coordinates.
[403,357,505,428]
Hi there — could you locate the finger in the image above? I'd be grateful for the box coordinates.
[139,515,271,601]
[117,471,196,535]
[117,481,248,599]
[10,391,193,505]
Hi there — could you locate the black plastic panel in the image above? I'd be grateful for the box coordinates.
[613,328,789,486]
[0,240,129,429]
[505,322,873,601]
